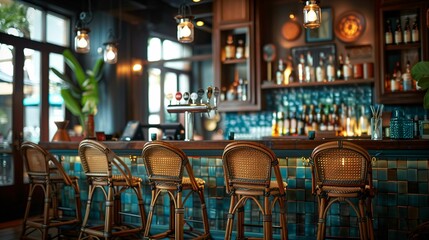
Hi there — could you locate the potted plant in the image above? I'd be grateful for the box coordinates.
[411,61,429,109]
[51,49,104,138]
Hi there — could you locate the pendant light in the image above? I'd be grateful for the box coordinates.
[302,0,321,29]
[74,1,93,53]
[175,1,194,43]
[103,29,118,64]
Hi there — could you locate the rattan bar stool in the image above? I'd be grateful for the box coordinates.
[310,141,375,240]
[78,139,146,240]
[222,141,288,240]
[141,141,210,240]
[20,141,82,240]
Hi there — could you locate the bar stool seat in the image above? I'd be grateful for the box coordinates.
[78,139,146,240]
[20,141,81,240]
[141,141,210,240]
[222,141,288,240]
[310,140,375,240]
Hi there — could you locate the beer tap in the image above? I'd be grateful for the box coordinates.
[213,87,220,109]
[206,86,213,117]
[183,92,190,104]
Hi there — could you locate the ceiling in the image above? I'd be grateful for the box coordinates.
[26,0,213,45]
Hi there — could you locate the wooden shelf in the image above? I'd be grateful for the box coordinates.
[384,42,420,51]
[261,78,374,89]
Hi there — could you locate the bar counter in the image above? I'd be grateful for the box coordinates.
[40,139,429,240]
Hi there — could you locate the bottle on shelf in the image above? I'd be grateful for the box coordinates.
[385,19,393,45]
[411,17,419,43]
[305,51,315,83]
[283,55,293,85]
[235,39,244,59]
[283,108,290,136]
[326,54,336,82]
[343,54,353,81]
[290,111,297,135]
[241,79,248,101]
[394,61,403,90]
[346,105,357,137]
[336,54,344,80]
[391,68,400,92]
[403,17,411,44]
[276,59,285,85]
[225,34,236,60]
[394,18,402,45]
[402,60,412,91]
[358,105,369,136]
[316,57,326,82]
[297,54,306,83]
[271,111,278,137]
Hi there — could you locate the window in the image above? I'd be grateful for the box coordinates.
[147,37,191,139]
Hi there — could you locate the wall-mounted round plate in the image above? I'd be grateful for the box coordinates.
[335,11,366,43]
[282,20,301,41]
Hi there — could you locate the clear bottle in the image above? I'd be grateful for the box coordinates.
[394,61,402,90]
[316,58,326,82]
[276,59,285,85]
[326,55,336,82]
[336,54,344,80]
[403,17,411,44]
[271,111,278,136]
[235,39,244,59]
[394,18,402,45]
[411,18,419,42]
[385,19,393,45]
[402,60,412,91]
[283,55,293,85]
[391,69,399,92]
[283,108,290,136]
[297,54,306,83]
[225,35,235,60]
[358,105,369,136]
[343,54,353,80]
[305,51,315,82]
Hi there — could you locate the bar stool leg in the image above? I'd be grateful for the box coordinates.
[21,183,34,238]
[42,184,51,240]
[278,196,288,240]
[224,195,237,240]
[79,185,95,240]
[263,195,273,240]
[175,191,184,240]
[317,197,327,240]
[237,203,244,239]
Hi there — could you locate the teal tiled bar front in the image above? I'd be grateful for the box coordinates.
[40,139,429,240]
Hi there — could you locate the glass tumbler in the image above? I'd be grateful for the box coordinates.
[371,117,383,140]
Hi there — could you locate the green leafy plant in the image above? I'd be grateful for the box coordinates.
[50,49,104,128]
[411,61,429,109]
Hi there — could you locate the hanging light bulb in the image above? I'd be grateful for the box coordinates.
[302,0,321,29]
[103,29,118,64]
[175,2,194,43]
[74,20,91,53]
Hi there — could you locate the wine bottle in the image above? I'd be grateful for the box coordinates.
[343,54,353,81]
[403,17,411,44]
[225,35,235,60]
[385,19,393,45]
[326,55,335,82]
[394,19,402,45]
[336,54,344,80]
[411,18,419,42]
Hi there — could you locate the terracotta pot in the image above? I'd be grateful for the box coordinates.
[84,114,96,139]
[52,120,71,142]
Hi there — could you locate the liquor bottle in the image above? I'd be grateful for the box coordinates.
[343,54,353,81]
[286,55,295,83]
[403,17,411,44]
[402,60,412,91]
[332,104,341,133]
[394,18,402,45]
[290,111,297,135]
[391,69,399,92]
[297,54,306,83]
[411,18,419,42]
[271,111,278,136]
[277,111,284,136]
[241,79,248,101]
[283,108,290,136]
[346,105,357,137]
[225,35,235,60]
[276,59,285,85]
[358,105,369,136]
[326,55,336,82]
[235,39,244,59]
[336,54,344,80]
[316,58,326,82]
[305,51,315,82]
[385,19,393,45]
[394,61,403,90]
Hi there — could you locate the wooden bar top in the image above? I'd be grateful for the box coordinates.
[39,138,429,152]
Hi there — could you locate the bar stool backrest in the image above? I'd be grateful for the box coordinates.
[79,139,133,185]
[142,141,197,189]
[21,141,73,185]
[310,141,372,190]
[222,141,279,193]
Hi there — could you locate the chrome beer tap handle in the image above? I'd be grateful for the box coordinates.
[213,87,220,109]
[190,92,198,105]
[206,86,213,105]
[183,92,190,104]
[197,88,204,105]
